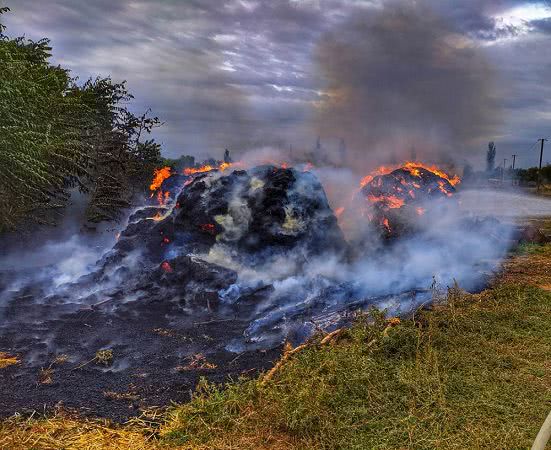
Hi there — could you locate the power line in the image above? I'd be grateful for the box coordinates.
[525,140,540,154]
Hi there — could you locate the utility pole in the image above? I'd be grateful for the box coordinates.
[502,158,507,185]
[537,138,547,194]
[511,154,516,185]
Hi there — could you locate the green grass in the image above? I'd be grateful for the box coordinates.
[2,282,551,449]
[515,242,551,255]
[160,284,551,449]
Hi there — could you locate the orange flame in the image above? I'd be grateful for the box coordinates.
[150,167,172,192]
[360,165,397,187]
[184,165,215,175]
[403,162,460,186]
[184,162,237,176]
[367,194,405,209]
[360,162,460,188]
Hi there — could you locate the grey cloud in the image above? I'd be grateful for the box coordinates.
[2,0,551,166]
[531,17,551,32]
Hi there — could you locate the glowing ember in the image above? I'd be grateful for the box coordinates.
[360,165,396,187]
[406,166,421,177]
[367,194,405,209]
[437,180,453,197]
[162,236,170,244]
[150,167,171,192]
[416,207,426,216]
[200,223,216,234]
[153,190,170,206]
[161,261,173,273]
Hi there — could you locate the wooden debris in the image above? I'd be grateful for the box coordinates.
[262,328,347,385]
[176,353,217,371]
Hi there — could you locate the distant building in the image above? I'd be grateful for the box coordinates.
[312,136,330,165]
[339,138,347,165]
[223,149,232,164]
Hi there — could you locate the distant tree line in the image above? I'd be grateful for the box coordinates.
[461,141,551,185]
[515,165,551,184]
[0,7,163,232]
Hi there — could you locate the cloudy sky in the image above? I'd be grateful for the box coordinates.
[2,0,551,168]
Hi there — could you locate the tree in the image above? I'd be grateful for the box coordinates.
[0,20,92,230]
[517,165,551,184]
[74,78,162,222]
[0,6,9,35]
[486,142,496,173]
[223,149,231,164]
[0,8,163,230]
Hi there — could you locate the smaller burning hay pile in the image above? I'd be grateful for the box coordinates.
[360,162,460,237]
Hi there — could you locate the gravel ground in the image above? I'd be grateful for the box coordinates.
[458,188,551,218]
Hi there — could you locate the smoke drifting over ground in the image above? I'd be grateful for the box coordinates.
[2,161,547,419]
[315,1,503,167]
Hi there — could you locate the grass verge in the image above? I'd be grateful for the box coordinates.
[2,244,551,449]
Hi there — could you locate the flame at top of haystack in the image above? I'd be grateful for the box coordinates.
[149,166,172,192]
[149,166,173,206]
[360,162,460,188]
[183,161,237,175]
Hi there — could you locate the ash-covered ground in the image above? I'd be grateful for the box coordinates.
[0,164,545,420]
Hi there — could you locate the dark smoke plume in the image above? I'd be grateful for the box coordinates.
[314,1,503,168]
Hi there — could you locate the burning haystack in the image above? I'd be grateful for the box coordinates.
[128,165,345,261]
[99,165,346,310]
[173,165,345,256]
[360,162,460,237]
